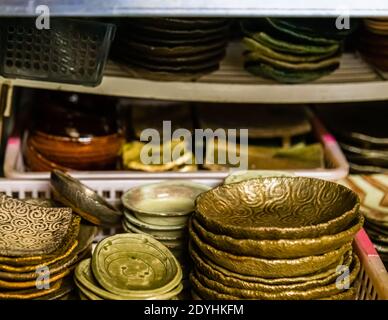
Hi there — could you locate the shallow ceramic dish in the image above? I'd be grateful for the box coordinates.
[189,241,346,286]
[76,258,183,300]
[126,21,230,40]
[92,234,182,296]
[191,215,362,258]
[122,181,210,226]
[33,277,74,300]
[241,25,340,55]
[0,215,80,268]
[121,38,227,58]
[122,218,186,241]
[51,170,122,226]
[190,226,351,278]
[243,37,337,63]
[195,177,360,240]
[193,253,359,299]
[245,61,339,83]
[0,278,63,300]
[124,210,186,237]
[190,245,352,292]
[0,193,74,257]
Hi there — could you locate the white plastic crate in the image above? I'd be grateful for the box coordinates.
[3,115,349,181]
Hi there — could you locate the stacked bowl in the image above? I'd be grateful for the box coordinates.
[0,194,96,300]
[316,103,388,174]
[74,234,183,300]
[25,92,124,172]
[241,18,355,83]
[111,18,230,81]
[189,177,363,300]
[121,181,210,287]
[341,175,388,268]
[359,19,388,71]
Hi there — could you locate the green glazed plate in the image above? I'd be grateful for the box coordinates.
[75,259,183,300]
[245,62,338,83]
[241,25,340,55]
[92,234,182,296]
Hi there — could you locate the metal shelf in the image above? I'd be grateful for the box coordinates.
[1,0,388,17]
[2,43,388,104]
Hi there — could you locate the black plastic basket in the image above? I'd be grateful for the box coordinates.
[0,18,115,87]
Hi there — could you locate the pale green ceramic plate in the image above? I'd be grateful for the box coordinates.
[92,234,182,296]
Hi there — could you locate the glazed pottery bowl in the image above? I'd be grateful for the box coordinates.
[122,181,210,226]
[190,245,353,292]
[123,210,187,238]
[195,177,360,240]
[0,193,74,257]
[190,215,363,259]
[92,234,182,297]
[27,131,124,170]
[192,253,359,299]
[189,241,347,286]
[189,224,351,278]
[50,170,122,226]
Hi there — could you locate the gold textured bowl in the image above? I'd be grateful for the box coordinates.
[189,241,347,285]
[191,215,363,258]
[190,245,353,292]
[189,224,351,278]
[193,252,359,299]
[195,177,360,240]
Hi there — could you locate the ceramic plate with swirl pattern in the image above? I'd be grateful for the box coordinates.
[0,194,74,256]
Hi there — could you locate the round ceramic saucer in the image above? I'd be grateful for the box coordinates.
[123,210,187,229]
[122,218,186,241]
[75,259,183,300]
[92,234,182,296]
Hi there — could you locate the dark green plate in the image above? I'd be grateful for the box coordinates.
[245,61,338,83]
[130,18,229,30]
[124,21,230,40]
[243,37,337,63]
[118,38,227,58]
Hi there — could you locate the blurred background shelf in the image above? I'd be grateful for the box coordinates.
[1,43,388,104]
[2,0,388,17]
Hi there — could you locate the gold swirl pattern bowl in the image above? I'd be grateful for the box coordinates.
[191,215,363,259]
[189,222,351,278]
[195,177,360,240]
[0,193,74,257]
[190,253,360,300]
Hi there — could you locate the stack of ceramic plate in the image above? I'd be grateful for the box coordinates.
[316,103,388,174]
[196,104,324,170]
[241,18,356,83]
[74,234,183,300]
[341,175,388,268]
[359,19,388,71]
[24,91,124,171]
[121,181,210,288]
[0,194,96,300]
[189,177,363,300]
[111,18,230,81]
